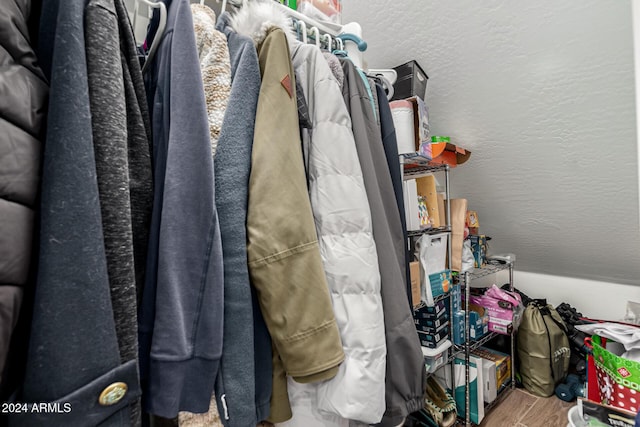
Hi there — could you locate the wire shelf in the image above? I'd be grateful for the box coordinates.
[463,262,512,280]
[453,331,498,354]
[408,226,451,238]
[402,162,448,179]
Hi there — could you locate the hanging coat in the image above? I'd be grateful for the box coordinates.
[374,81,412,302]
[10,0,144,425]
[281,40,386,426]
[0,0,47,392]
[341,59,426,427]
[216,11,274,424]
[230,3,345,423]
[139,0,225,418]
[85,0,155,423]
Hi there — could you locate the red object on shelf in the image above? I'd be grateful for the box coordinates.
[429,143,471,167]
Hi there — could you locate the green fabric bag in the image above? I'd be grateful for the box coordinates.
[517,300,570,397]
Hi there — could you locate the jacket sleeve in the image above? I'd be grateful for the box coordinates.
[145,0,224,418]
[248,29,344,422]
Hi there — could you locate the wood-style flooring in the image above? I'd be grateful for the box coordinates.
[477,388,573,427]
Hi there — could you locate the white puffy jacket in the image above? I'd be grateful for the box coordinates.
[280,41,387,426]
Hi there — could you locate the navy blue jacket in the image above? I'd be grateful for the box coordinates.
[139,0,225,418]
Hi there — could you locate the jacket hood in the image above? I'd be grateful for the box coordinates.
[228,0,296,46]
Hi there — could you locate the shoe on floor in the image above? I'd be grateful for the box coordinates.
[424,377,457,427]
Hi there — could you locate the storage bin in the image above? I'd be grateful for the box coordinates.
[391,60,429,101]
[422,339,452,373]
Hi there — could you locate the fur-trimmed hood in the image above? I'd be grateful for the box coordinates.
[229,0,296,46]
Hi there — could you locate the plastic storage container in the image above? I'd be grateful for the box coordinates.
[391,60,429,101]
[422,339,452,373]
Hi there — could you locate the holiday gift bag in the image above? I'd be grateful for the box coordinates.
[590,335,640,413]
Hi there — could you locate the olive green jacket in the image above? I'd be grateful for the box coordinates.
[237,15,345,422]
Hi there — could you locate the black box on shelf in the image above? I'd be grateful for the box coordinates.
[414,314,448,330]
[415,320,450,335]
[417,330,449,348]
[413,300,447,320]
[391,60,429,101]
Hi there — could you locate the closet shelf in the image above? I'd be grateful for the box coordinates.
[408,226,451,238]
[463,262,512,280]
[453,331,498,354]
[402,162,449,179]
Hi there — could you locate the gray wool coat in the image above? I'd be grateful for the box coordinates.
[340,59,426,427]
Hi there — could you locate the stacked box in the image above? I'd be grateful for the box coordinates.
[414,300,447,319]
[415,319,449,335]
[472,347,512,391]
[418,329,449,349]
[414,302,449,345]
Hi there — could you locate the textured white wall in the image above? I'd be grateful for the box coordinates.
[344,0,640,285]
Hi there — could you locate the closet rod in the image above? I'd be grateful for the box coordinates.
[272,1,343,37]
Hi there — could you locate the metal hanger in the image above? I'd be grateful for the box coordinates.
[135,0,167,74]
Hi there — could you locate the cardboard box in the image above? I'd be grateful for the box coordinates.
[470,294,516,336]
[403,180,421,231]
[391,96,432,160]
[469,235,487,268]
[437,193,446,228]
[451,284,462,313]
[480,358,497,404]
[428,141,471,168]
[415,319,450,335]
[452,310,465,345]
[410,261,421,308]
[418,330,449,349]
[468,305,489,340]
[427,270,452,303]
[437,358,484,424]
[415,300,447,319]
[472,347,512,391]
[416,176,440,227]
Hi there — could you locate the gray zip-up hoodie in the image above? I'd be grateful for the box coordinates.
[139,0,225,418]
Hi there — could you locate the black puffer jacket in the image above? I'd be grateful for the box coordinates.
[0,0,48,382]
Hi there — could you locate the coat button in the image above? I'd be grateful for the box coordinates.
[98,382,128,406]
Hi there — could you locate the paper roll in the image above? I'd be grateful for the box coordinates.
[390,100,415,154]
